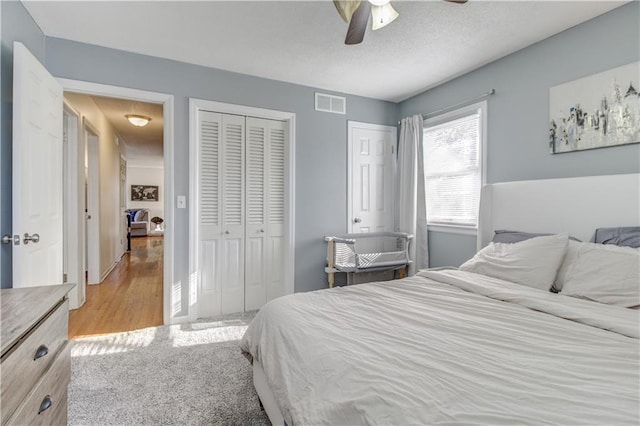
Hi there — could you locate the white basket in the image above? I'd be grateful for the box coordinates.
[325,232,413,279]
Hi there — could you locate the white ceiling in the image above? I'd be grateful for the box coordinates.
[88,95,163,163]
[25,1,626,102]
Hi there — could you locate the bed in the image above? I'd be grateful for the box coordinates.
[240,173,640,425]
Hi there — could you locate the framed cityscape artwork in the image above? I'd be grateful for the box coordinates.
[549,62,639,153]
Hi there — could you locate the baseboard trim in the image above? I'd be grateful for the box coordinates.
[169,315,191,326]
[100,259,120,283]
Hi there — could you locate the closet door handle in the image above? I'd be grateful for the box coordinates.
[224,230,230,235]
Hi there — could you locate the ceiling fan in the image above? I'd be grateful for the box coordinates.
[333,0,468,45]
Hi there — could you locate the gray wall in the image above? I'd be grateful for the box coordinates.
[3,1,637,295]
[42,38,398,314]
[0,1,46,288]
[400,2,640,267]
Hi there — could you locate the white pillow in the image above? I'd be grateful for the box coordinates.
[460,233,569,290]
[560,243,640,308]
[553,239,582,291]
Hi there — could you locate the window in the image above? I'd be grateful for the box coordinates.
[422,101,486,231]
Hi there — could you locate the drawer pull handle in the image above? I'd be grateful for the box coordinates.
[38,395,52,414]
[34,344,49,360]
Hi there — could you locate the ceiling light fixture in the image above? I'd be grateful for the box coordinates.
[125,114,151,127]
[370,2,399,30]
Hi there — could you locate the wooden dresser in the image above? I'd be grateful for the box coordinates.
[1,284,74,425]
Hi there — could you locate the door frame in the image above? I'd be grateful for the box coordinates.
[189,98,296,321]
[347,121,398,233]
[83,118,101,285]
[63,101,85,309]
[57,78,176,325]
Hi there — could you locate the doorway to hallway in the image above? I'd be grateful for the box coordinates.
[69,236,163,338]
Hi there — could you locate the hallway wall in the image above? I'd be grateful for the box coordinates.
[65,92,125,279]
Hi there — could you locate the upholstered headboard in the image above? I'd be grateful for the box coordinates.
[478,173,640,250]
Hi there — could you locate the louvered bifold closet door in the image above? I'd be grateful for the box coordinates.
[198,111,224,317]
[220,114,246,315]
[197,112,246,317]
[244,118,286,311]
[244,118,268,311]
[265,120,286,302]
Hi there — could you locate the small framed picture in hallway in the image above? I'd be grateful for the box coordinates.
[131,185,159,201]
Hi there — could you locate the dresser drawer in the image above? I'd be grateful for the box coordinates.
[6,341,70,426]
[1,300,69,424]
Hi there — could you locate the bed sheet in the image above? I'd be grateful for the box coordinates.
[240,270,639,425]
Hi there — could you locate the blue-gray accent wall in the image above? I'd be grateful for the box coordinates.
[0,1,46,288]
[399,2,640,267]
[1,1,638,293]
[42,38,398,314]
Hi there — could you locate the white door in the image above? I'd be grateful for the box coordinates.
[197,111,245,317]
[220,114,245,314]
[244,118,286,311]
[198,112,286,315]
[348,121,397,233]
[12,42,64,287]
[197,111,223,317]
[244,117,268,311]
[265,120,286,302]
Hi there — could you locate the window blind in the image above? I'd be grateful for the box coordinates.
[423,112,481,227]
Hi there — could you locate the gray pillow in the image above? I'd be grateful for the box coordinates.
[493,230,580,244]
[591,227,640,248]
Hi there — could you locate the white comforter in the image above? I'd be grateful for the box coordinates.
[240,270,640,425]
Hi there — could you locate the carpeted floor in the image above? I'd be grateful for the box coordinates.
[69,312,271,426]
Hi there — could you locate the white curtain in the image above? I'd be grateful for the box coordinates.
[396,114,428,275]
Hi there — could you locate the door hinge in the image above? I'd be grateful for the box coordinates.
[63,273,68,283]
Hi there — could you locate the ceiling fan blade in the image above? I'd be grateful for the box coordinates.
[333,0,362,23]
[345,0,371,45]
[445,0,468,3]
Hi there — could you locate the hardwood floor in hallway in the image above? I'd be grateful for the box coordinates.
[69,236,163,339]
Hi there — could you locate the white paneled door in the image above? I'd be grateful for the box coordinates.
[198,111,246,316]
[11,42,64,287]
[197,111,285,316]
[220,114,246,314]
[244,117,267,311]
[198,111,223,318]
[348,121,397,233]
[265,120,286,303]
[244,118,286,311]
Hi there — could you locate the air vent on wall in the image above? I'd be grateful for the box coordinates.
[315,92,346,115]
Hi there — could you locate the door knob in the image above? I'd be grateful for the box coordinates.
[225,230,230,235]
[23,233,40,244]
[259,229,265,233]
[353,217,362,223]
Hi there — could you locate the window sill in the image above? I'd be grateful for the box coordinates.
[427,224,477,236]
